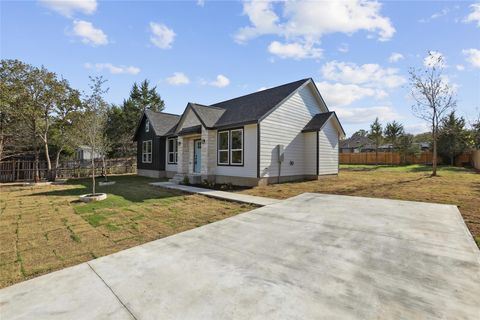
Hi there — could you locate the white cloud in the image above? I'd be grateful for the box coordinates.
[456,64,465,71]
[462,48,480,68]
[423,51,445,68]
[208,74,230,88]
[197,0,205,7]
[334,106,400,124]
[268,41,322,59]
[316,81,387,107]
[72,20,108,46]
[40,0,97,17]
[321,60,406,88]
[84,63,140,75]
[166,72,190,85]
[257,86,269,91]
[235,0,395,59]
[464,3,480,27]
[419,7,450,23]
[388,52,404,63]
[149,22,176,49]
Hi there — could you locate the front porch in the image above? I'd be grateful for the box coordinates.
[170,126,216,184]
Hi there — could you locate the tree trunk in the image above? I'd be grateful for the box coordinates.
[54,148,63,179]
[43,137,53,181]
[432,136,438,176]
[32,120,40,182]
[91,155,96,195]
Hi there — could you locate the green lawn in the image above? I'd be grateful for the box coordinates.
[339,164,473,173]
[0,175,254,288]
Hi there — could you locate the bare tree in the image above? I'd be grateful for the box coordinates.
[80,76,109,195]
[409,51,456,176]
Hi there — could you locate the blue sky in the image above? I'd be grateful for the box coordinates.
[1,0,479,136]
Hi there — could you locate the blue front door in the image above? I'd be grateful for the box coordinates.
[194,140,202,173]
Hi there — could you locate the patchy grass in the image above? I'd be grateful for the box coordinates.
[0,174,254,288]
[241,165,480,246]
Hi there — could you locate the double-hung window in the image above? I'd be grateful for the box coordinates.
[167,138,178,164]
[217,128,243,166]
[230,129,243,165]
[142,140,152,163]
[218,131,229,165]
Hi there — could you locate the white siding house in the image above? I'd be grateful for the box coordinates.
[135,78,345,186]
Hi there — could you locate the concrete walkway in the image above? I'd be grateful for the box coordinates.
[149,181,279,206]
[1,193,479,319]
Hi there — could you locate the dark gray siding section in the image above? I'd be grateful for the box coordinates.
[136,116,166,171]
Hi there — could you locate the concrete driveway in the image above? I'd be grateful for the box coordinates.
[1,193,479,319]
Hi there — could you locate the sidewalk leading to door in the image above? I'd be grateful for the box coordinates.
[150,182,280,206]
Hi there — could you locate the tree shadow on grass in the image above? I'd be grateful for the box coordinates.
[28,175,182,204]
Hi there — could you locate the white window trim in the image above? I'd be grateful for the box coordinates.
[217,130,230,165]
[230,128,243,166]
[145,119,150,132]
[142,140,152,163]
[167,138,178,164]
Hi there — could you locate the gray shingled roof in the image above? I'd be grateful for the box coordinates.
[177,125,202,136]
[190,103,225,128]
[302,112,334,132]
[301,111,345,137]
[210,78,310,128]
[138,78,337,137]
[145,110,180,135]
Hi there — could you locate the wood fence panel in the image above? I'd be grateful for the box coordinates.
[339,151,473,166]
[0,158,137,183]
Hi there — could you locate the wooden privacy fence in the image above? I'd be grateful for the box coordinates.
[339,151,475,166]
[0,158,136,183]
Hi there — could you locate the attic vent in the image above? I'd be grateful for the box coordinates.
[145,119,150,132]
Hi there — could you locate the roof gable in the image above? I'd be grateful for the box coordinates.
[133,110,180,140]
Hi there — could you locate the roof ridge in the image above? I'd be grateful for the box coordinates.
[146,110,180,117]
[190,103,225,110]
[210,78,310,107]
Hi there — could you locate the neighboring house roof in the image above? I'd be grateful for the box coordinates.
[340,132,372,149]
[133,110,181,141]
[301,112,345,137]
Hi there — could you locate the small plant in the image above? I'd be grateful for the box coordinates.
[182,176,190,185]
[202,179,216,188]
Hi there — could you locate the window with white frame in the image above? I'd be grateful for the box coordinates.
[167,138,178,164]
[142,140,152,163]
[230,129,243,165]
[145,119,149,132]
[217,131,229,165]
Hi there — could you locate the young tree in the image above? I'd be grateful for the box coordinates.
[472,112,480,149]
[437,111,471,166]
[368,117,383,164]
[384,121,405,151]
[80,76,109,195]
[409,51,456,176]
